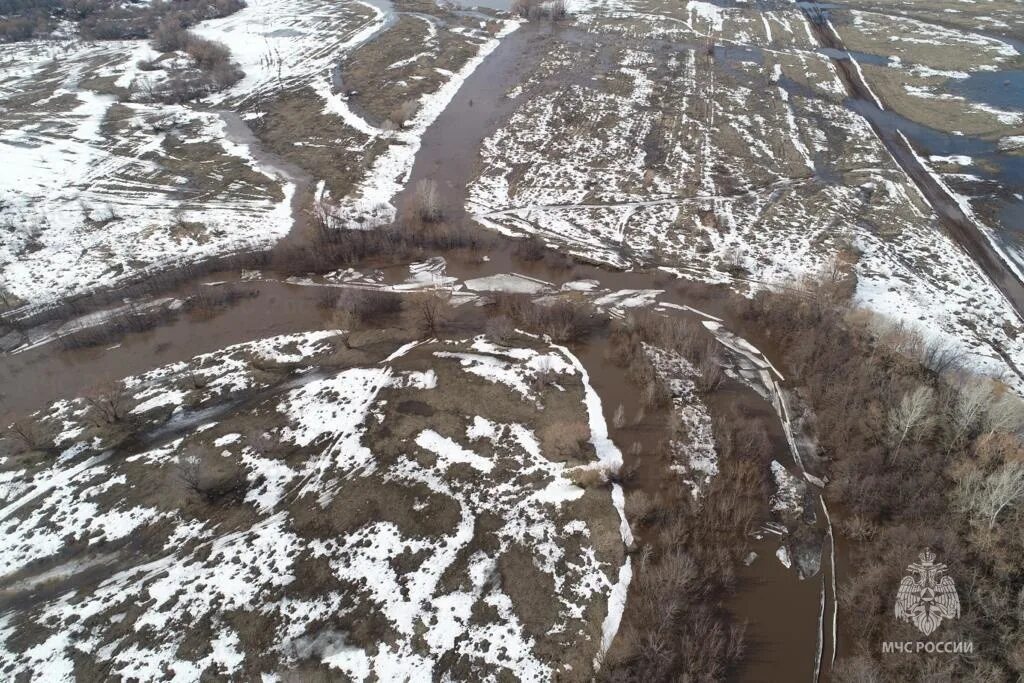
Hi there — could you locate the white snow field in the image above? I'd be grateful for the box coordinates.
[0,331,630,679]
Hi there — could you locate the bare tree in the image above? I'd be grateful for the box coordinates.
[414,178,442,222]
[984,391,1024,436]
[887,385,936,459]
[485,315,514,343]
[957,461,1024,530]
[410,292,451,337]
[946,378,991,452]
[920,338,964,376]
[86,383,127,425]
[6,419,52,454]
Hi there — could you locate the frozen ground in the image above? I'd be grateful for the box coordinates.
[0,331,629,679]
[468,0,1024,390]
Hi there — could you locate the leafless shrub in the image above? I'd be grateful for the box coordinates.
[85,383,127,425]
[513,235,546,262]
[146,25,243,102]
[184,35,231,70]
[695,341,724,393]
[625,490,657,526]
[56,304,178,350]
[326,289,402,329]
[185,284,256,318]
[6,419,54,455]
[285,215,488,274]
[840,515,876,542]
[151,18,189,52]
[539,301,593,342]
[414,178,442,223]
[0,16,36,42]
[177,453,247,505]
[920,338,965,376]
[491,294,599,343]
[485,315,514,343]
[409,292,452,337]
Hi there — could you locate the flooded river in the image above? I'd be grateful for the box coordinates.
[0,14,912,683]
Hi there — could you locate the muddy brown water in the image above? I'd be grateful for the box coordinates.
[0,255,826,681]
[0,19,830,681]
[220,111,319,248]
[708,382,828,682]
[0,282,333,416]
[395,23,553,221]
[576,330,825,683]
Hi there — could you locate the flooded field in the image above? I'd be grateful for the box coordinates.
[0,0,1022,679]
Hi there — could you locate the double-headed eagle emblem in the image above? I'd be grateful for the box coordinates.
[895,548,960,636]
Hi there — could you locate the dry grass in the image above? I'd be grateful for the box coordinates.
[540,420,590,461]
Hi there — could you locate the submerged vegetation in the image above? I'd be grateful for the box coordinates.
[742,278,1024,680]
